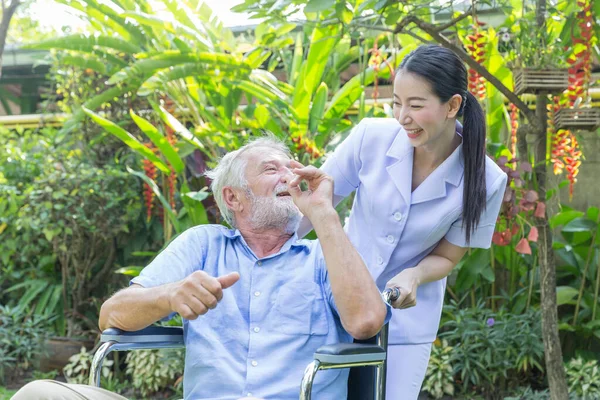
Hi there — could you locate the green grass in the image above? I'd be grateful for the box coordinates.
[0,386,18,400]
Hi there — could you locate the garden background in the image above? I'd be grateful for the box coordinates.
[1,0,600,399]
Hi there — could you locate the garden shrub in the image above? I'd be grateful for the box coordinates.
[440,301,544,396]
[0,305,53,384]
[565,357,600,399]
[125,349,184,397]
[423,339,455,399]
[63,347,112,385]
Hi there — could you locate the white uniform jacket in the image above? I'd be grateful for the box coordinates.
[321,118,508,344]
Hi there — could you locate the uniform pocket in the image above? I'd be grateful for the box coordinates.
[272,280,329,336]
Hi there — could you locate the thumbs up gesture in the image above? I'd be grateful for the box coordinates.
[167,271,240,320]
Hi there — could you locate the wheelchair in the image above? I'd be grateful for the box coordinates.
[89,289,398,400]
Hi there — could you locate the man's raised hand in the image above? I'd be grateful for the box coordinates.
[167,271,240,320]
[288,160,335,220]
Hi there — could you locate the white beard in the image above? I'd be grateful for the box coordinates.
[246,184,301,234]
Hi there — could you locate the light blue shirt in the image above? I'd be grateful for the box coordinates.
[321,118,507,345]
[131,225,354,400]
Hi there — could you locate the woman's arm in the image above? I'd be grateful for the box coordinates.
[385,238,467,309]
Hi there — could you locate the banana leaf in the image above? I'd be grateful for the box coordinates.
[130,110,185,174]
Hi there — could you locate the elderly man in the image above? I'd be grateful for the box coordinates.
[14,137,389,400]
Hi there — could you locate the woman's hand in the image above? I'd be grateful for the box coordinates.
[385,267,421,309]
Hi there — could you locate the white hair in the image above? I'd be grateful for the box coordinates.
[205,137,290,227]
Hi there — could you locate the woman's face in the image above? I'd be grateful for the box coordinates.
[392,70,457,149]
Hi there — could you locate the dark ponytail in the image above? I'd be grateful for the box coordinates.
[398,45,487,245]
[460,90,487,244]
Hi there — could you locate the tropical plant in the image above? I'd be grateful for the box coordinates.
[551,206,600,354]
[63,346,113,385]
[125,349,184,397]
[0,305,54,383]
[565,357,600,399]
[423,339,455,399]
[440,301,544,397]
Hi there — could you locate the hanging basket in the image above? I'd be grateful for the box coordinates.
[513,68,569,95]
[554,108,600,132]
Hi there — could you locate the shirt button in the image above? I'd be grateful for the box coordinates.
[377,256,383,265]
[254,291,261,297]
[251,360,258,367]
[393,212,403,221]
[257,261,262,266]
[253,327,260,333]
[386,235,395,244]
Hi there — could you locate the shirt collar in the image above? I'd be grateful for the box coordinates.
[225,227,311,259]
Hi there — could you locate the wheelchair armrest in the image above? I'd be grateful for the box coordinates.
[101,326,184,345]
[314,343,386,364]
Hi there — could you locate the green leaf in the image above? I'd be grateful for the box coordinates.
[60,54,107,74]
[308,82,328,134]
[587,207,599,222]
[26,34,141,54]
[121,11,213,50]
[550,210,585,229]
[293,24,340,121]
[181,183,209,225]
[562,217,596,233]
[83,107,171,174]
[130,110,185,174]
[114,266,144,277]
[151,102,205,150]
[289,32,303,87]
[305,0,335,13]
[556,285,578,306]
[185,191,210,202]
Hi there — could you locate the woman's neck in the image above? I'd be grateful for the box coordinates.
[414,123,462,170]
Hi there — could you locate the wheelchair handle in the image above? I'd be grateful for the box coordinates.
[382,287,400,305]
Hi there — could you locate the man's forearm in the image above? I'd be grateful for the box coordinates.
[99,285,173,331]
[310,209,387,339]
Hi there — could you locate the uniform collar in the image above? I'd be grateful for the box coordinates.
[385,129,464,205]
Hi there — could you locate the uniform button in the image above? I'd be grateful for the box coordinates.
[251,360,258,367]
[254,291,261,297]
[386,235,395,244]
[257,261,262,266]
[393,212,403,221]
[253,327,260,333]
[377,256,383,265]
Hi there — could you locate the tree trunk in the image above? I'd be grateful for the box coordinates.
[534,94,569,400]
[0,0,21,79]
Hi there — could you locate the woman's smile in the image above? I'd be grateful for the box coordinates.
[405,127,424,139]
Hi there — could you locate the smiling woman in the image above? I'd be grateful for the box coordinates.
[310,44,508,399]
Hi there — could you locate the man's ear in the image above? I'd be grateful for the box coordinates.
[223,187,243,213]
[447,94,462,119]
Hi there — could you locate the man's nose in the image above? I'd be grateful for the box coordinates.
[280,167,294,183]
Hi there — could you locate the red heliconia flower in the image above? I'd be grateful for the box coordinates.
[509,103,519,158]
[292,135,323,159]
[464,21,487,101]
[515,238,532,255]
[565,0,594,107]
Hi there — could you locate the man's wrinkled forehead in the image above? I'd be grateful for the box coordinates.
[243,146,291,173]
